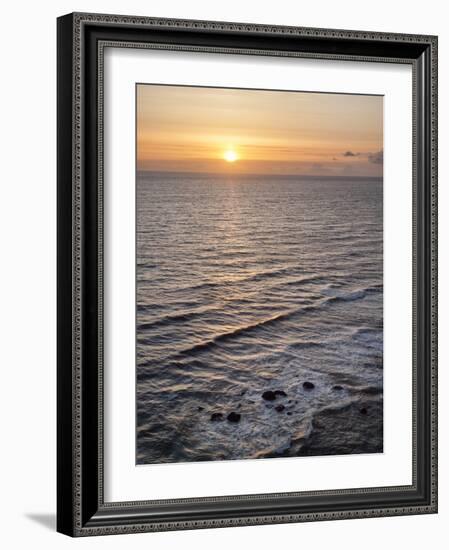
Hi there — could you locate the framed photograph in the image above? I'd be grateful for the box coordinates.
[57,12,438,536]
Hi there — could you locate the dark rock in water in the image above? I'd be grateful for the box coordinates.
[274,390,287,397]
[288,399,292,404]
[332,385,344,391]
[240,389,247,396]
[275,404,285,412]
[210,412,223,422]
[303,381,315,390]
[286,411,292,416]
[262,390,276,401]
[237,403,242,409]
[197,406,204,412]
[360,407,368,415]
[227,412,241,423]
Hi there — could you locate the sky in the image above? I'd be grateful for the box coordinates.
[137,84,383,177]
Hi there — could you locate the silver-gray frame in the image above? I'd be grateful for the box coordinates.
[57,12,437,537]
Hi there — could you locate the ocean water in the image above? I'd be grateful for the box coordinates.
[136,172,383,464]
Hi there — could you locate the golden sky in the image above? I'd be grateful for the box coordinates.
[137,84,383,177]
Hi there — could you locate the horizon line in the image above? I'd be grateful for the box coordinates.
[136,169,383,180]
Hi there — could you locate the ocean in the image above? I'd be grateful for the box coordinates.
[136,172,383,464]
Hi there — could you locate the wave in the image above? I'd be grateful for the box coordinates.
[138,280,381,332]
[159,286,377,362]
[137,307,219,332]
[142,268,324,296]
[325,283,382,304]
[171,309,299,359]
[351,326,382,337]
[328,289,367,303]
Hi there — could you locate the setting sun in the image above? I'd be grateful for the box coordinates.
[137,84,383,176]
[223,149,238,163]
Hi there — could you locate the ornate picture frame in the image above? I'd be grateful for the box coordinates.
[57,12,437,536]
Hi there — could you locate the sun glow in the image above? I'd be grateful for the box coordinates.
[223,149,238,163]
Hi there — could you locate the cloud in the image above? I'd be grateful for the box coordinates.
[368,150,383,164]
[342,150,383,165]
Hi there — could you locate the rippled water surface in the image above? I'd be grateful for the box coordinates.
[136,172,383,464]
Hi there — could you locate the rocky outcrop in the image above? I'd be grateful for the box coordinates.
[303,381,315,390]
[227,412,241,423]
